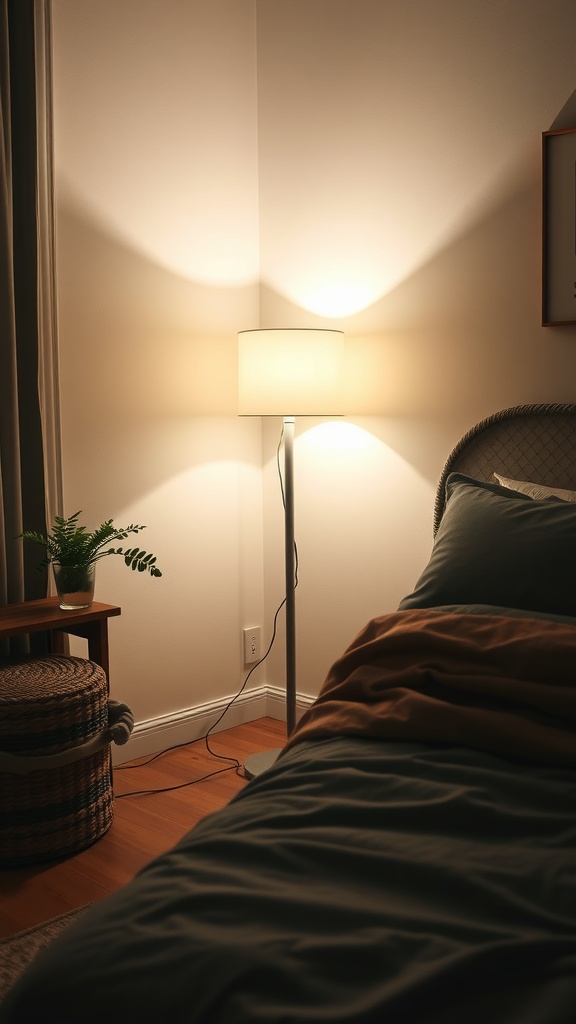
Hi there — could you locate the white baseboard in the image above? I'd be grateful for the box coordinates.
[113,685,314,765]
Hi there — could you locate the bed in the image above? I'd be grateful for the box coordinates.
[1,403,576,1024]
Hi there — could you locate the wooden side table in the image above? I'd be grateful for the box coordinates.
[0,598,121,688]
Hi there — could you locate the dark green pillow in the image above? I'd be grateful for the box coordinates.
[399,473,576,617]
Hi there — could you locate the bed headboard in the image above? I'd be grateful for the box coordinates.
[434,403,576,535]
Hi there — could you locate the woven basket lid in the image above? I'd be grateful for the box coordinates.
[0,655,108,756]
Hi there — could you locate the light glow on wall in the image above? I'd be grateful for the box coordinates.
[255,0,559,323]
[302,279,382,319]
[298,420,379,454]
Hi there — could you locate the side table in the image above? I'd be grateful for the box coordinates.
[0,597,121,689]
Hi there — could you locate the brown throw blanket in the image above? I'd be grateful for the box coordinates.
[285,610,576,768]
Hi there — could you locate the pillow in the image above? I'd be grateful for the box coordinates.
[493,472,576,503]
[399,473,576,616]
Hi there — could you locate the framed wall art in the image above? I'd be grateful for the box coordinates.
[542,126,576,326]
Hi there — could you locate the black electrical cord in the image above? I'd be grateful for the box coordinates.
[116,424,296,798]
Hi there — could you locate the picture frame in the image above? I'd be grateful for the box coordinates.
[542,126,576,326]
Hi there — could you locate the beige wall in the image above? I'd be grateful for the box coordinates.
[52,0,265,752]
[257,0,576,693]
[52,0,576,748]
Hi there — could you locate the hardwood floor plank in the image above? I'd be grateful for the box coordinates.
[0,717,285,938]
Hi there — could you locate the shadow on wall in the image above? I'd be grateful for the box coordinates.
[551,90,576,129]
[56,198,263,513]
[58,132,576,513]
[56,199,255,420]
[263,163,576,420]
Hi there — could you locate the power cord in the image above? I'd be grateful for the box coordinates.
[116,423,297,798]
[115,763,240,798]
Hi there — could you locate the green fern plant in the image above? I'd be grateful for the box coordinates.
[19,511,162,577]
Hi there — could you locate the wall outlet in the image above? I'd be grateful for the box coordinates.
[243,626,261,664]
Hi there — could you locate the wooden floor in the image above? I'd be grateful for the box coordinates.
[0,717,286,939]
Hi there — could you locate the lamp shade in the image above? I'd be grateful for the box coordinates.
[238,329,345,416]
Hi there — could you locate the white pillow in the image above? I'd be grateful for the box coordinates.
[493,472,576,502]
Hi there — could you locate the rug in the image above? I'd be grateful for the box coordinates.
[0,905,91,1003]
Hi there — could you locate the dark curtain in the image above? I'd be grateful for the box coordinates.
[1,0,49,653]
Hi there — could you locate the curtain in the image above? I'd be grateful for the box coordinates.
[35,1,62,544]
[0,0,60,653]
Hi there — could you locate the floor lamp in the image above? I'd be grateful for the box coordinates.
[238,329,345,779]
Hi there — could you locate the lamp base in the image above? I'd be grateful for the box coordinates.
[243,748,281,780]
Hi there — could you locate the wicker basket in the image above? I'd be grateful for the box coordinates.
[0,655,114,866]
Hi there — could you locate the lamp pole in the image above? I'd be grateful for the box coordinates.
[283,416,296,736]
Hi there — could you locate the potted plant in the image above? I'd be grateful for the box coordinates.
[19,510,162,610]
